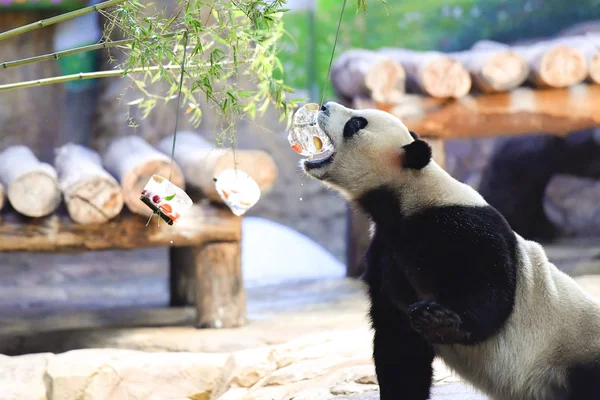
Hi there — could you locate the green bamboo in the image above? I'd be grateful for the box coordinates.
[0,65,182,92]
[0,31,182,69]
[0,0,127,42]
[1,39,132,69]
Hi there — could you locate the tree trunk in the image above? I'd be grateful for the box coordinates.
[380,48,471,98]
[54,143,124,224]
[157,132,277,203]
[102,136,185,216]
[452,48,529,93]
[0,146,62,218]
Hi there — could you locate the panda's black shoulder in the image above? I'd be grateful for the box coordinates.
[357,185,519,282]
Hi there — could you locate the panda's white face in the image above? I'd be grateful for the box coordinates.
[301,101,417,198]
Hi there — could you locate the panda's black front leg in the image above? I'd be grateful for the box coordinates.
[408,301,472,344]
[370,293,435,400]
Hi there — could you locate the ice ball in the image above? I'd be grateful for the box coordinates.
[287,103,333,158]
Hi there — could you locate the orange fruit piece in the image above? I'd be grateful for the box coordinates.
[291,143,303,154]
[160,203,173,214]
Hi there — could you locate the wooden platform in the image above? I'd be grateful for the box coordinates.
[353,84,600,139]
[0,202,241,253]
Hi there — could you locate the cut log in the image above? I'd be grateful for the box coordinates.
[452,48,529,92]
[556,35,600,84]
[54,143,124,224]
[157,132,277,203]
[0,146,62,218]
[379,48,471,98]
[331,49,387,101]
[518,41,588,88]
[102,136,185,216]
[364,58,406,109]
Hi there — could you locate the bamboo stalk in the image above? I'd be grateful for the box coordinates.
[1,31,182,69]
[0,0,126,42]
[0,65,182,92]
[1,39,132,69]
[0,59,242,92]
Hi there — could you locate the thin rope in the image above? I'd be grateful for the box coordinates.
[320,0,347,106]
[168,30,189,183]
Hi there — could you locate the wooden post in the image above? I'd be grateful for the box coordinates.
[345,137,445,278]
[169,246,197,306]
[170,241,246,328]
[0,183,4,212]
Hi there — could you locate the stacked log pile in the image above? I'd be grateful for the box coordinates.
[331,33,600,109]
[0,133,277,224]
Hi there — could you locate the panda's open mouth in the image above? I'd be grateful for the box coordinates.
[303,153,335,170]
[302,147,335,170]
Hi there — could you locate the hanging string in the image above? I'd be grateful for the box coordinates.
[168,30,189,183]
[320,0,347,107]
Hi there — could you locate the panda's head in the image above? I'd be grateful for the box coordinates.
[301,101,433,199]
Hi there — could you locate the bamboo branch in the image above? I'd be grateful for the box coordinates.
[1,31,182,69]
[1,39,132,69]
[0,65,181,91]
[0,60,245,92]
[0,0,127,42]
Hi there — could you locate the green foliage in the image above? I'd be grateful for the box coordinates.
[100,0,302,131]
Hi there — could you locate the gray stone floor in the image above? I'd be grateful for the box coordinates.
[0,237,599,399]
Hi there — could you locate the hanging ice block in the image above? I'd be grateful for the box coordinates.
[287,103,333,158]
[140,174,193,225]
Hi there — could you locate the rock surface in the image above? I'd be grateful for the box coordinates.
[0,328,477,400]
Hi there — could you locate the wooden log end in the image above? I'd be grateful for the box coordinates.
[210,150,278,200]
[8,169,62,218]
[421,58,471,98]
[66,177,124,224]
[122,159,185,216]
[537,45,588,88]
[589,52,600,84]
[479,51,529,92]
[364,58,406,106]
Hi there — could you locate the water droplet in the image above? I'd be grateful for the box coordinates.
[299,198,303,201]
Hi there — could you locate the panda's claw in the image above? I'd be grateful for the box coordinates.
[408,301,470,344]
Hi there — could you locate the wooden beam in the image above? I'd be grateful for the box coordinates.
[355,84,600,139]
[0,203,241,252]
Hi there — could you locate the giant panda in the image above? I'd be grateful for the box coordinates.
[300,101,600,400]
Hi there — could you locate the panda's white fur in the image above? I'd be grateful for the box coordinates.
[301,101,600,400]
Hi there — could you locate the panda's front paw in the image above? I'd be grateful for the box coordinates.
[408,301,470,344]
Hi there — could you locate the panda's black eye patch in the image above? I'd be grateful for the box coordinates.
[343,117,368,139]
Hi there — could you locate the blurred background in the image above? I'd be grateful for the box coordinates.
[1,0,600,399]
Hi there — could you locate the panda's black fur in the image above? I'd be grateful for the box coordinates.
[301,102,600,400]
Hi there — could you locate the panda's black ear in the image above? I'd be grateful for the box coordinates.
[402,139,432,170]
[409,130,420,140]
